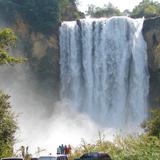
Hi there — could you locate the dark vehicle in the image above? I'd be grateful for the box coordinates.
[74,152,111,160]
[39,156,56,160]
[56,155,68,160]
[31,158,38,160]
[1,158,24,160]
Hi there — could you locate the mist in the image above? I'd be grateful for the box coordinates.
[0,63,116,155]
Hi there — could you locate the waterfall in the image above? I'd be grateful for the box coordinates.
[59,17,149,129]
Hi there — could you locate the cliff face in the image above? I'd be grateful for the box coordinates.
[13,16,59,97]
[143,17,160,107]
[0,0,84,99]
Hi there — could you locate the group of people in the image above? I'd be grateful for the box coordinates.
[57,144,71,155]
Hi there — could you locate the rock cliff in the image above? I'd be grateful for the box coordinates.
[0,0,84,99]
[143,16,160,107]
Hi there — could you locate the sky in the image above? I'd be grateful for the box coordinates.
[77,0,160,12]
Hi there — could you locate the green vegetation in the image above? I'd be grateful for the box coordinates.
[141,109,160,138]
[0,0,59,34]
[0,0,82,35]
[86,0,160,18]
[86,3,121,18]
[17,0,60,34]
[59,0,84,21]
[0,1,160,159]
[0,92,17,158]
[18,146,32,160]
[71,134,160,160]
[0,27,24,157]
[131,0,160,18]
[0,0,82,95]
[70,109,160,160]
[0,28,24,65]
[1,0,159,23]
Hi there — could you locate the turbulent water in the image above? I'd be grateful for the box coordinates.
[59,17,149,129]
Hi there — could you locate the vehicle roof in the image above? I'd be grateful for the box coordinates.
[39,156,56,158]
[56,155,67,157]
[80,152,111,160]
[1,158,23,159]
[80,152,108,157]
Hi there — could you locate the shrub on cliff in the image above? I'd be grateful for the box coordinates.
[0,28,24,65]
[86,3,121,18]
[0,0,83,35]
[131,0,160,18]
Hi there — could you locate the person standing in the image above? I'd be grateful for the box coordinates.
[61,144,64,154]
[68,144,71,155]
[64,145,68,155]
[57,146,61,154]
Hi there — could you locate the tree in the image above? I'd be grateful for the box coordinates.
[0,28,24,65]
[0,28,24,157]
[0,92,18,157]
[141,109,160,138]
[0,0,59,34]
[59,0,84,21]
[122,9,131,17]
[86,3,121,18]
[131,0,160,18]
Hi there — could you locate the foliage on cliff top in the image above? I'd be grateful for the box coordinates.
[0,0,83,35]
[86,0,160,18]
[131,0,160,18]
[0,0,59,34]
[86,3,121,18]
[59,0,84,21]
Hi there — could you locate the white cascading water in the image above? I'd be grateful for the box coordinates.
[59,17,149,129]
